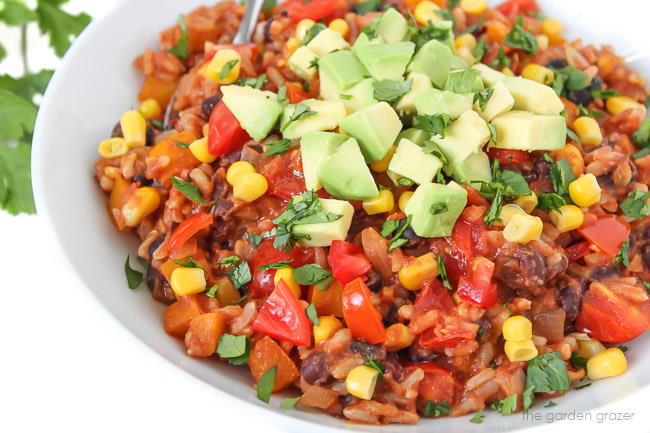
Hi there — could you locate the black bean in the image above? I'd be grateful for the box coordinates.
[349,340,385,360]
[301,352,329,385]
[408,344,438,363]
[146,126,155,146]
[567,89,593,106]
[547,58,567,69]
[382,353,404,381]
[263,18,275,43]
[590,75,603,90]
[111,122,123,138]
[365,269,382,292]
[132,174,154,187]
[201,95,221,118]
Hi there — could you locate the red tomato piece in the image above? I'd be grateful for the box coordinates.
[342,278,386,344]
[252,279,311,346]
[413,280,455,316]
[461,185,489,207]
[405,363,461,405]
[419,329,474,349]
[456,257,497,307]
[496,0,540,16]
[259,152,306,200]
[279,0,339,23]
[488,148,531,165]
[207,101,250,157]
[566,241,591,262]
[329,240,372,285]
[451,219,473,262]
[285,82,310,104]
[168,212,213,252]
[577,215,630,257]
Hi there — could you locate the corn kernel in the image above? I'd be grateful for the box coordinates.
[398,252,439,291]
[398,191,414,212]
[98,137,129,158]
[587,348,627,380]
[460,0,486,14]
[362,189,395,215]
[570,332,606,360]
[606,96,643,115]
[285,37,300,54]
[501,67,515,77]
[329,18,349,38]
[188,137,217,163]
[370,146,396,173]
[226,161,256,186]
[536,34,549,51]
[120,110,147,148]
[573,116,603,146]
[497,204,527,227]
[206,49,241,84]
[414,1,441,25]
[295,19,316,40]
[569,174,601,208]
[233,172,268,203]
[273,266,301,298]
[550,204,584,233]
[502,315,533,341]
[455,46,476,66]
[346,365,379,400]
[138,98,162,119]
[503,214,543,243]
[504,339,538,362]
[521,64,555,85]
[454,33,477,51]
[170,267,206,296]
[314,316,343,344]
[385,323,415,351]
[541,18,564,38]
[514,192,538,213]
[122,187,161,227]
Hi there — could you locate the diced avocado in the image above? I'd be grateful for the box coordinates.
[355,42,415,81]
[407,39,453,88]
[472,64,564,115]
[351,32,384,57]
[339,78,378,113]
[281,99,347,140]
[221,85,282,141]
[395,72,432,115]
[449,150,492,186]
[388,138,443,185]
[377,8,409,43]
[318,138,379,200]
[404,182,468,237]
[288,46,318,81]
[319,50,367,101]
[474,81,514,122]
[339,101,403,162]
[450,55,469,70]
[491,110,567,151]
[445,69,484,93]
[426,20,454,49]
[415,88,473,119]
[397,128,430,146]
[300,132,348,191]
[294,198,354,247]
[306,28,350,56]
[435,110,491,166]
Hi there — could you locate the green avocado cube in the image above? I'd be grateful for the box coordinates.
[415,88,473,119]
[306,28,350,56]
[351,32,384,57]
[355,41,415,81]
[449,150,492,187]
[300,132,349,191]
[377,7,409,43]
[395,72,432,115]
[396,128,431,146]
[339,78,378,114]
[281,99,347,140]
[407,39,453,88]
[491,110,567,151]
[294,198,355,247]
[474,81,514,121]
[319,50,367,100]
[435,110,491,167]
[221,85,282,141]
[405,182,468,237]
[388,138,443,185]
[318,138,379,200]
[288,46,318,81]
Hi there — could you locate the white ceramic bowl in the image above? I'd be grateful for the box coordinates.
[32,0,650,431]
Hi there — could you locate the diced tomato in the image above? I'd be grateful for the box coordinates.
[419,329,474,348]
[278,0,339,23]
[456,257,497,307]
[342,278,386,344]
[413,280,455,316]
[405,363,461,406]
[259,152,306,200]
[207,101,250,157]
[577,215,630,257]
[329,240,372,285]
[184,312,226,357]
[168,212,213,252]
[461,185,489,207]
[496,0,540,16]
[452,219,473,262]
[252,279,312,346]
[488,148,531,165]
[285,82,310,104]
[566,241,591,262]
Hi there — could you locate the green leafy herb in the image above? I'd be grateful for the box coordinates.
[205,284,218,298]
[479,160,531,224]
[308,57,319,70]
[219,59,239,80]
[642,280,650,292]
[423,400,450,418]
[397,177,415,187]
[364,355,384,379]
[522,385,535,411]
[124,255,144,289]
[574,383,591,390]
[360,19,379,39]
[301,23,326,45]
[293,264,331,285]
[258,260,294,270]
[257,366,277,403]
[620,189,650,218]
[633,148,650,159]
[421,139,449,164]
[277,86,287,103]
[545,401,557,408]
[487,122,498,144]
[550,66,589,97]
[137,256,148,270]
[504,15,538,55]
[577,104,604,119]
[170,177,217,205]
[381,219,401,237]
[437,254,452,291]
[247,233,263,248]
[489,47,511,70]
[305,303,320,325]
[591,89,620,99]
[474,87,495,112]
[412,20,453,50]
[339,94,353,100]
[632,118,650,148]
[503,300,512,314]
[173,256,204,269]
[373,79,413,102]
[470,410,485,424]
[525,351,570,393]
[434,8,455,27]
[0,141,35,214]
[484,188,503,226]
[537,193,566,212]
[567,128,581,143]
[472,37,488,62]
[435,168,446,184]
[430,202,448,215]
[286,102,317,125]
[355,0,381,14]
[220,255,241,267]
[458,17,484,36]
[387,216,412,252]
[230,260,252,289]
[169,14,189,60]
[615,237,631,268]
[549,158,576,197]
[262,139,292,157]
[174,140,190,148]
[446,69,480,93]
[569,352,587,369]
[618,345,628,353]
[35,0,91,57]
[413,113,452,138]
[217,334,251,365]
[490,393,517,415]
[280,397,300,409]
[237,74,268,89]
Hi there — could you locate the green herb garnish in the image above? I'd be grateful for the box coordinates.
[437,254,452,291]
[257,366,277,403]
[306,303,320,325]
[217,334,251,365]
[219,59,239,80]
[504,15,538,54]
[293,264,331,285]
[373,79,413,102]
[413,113,452,138]
[262,139,292,157]
[615,238,631,268]
[169,14,189,60]
[124,255,144,289]
[258,260,294,270]
[423,400,450,418]
[173,256,204,269]
[474,87,495,112]
[171,177,217,205]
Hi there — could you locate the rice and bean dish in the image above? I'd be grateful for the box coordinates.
[94,0,650,425]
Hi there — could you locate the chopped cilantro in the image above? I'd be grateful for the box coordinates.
[437,254,452,291]
[169,15,189,60]
[413,113,452,137]
[490,393,517,415]
[305,303,319,326]
[474,87,495,112]
[373,79,413,102]
[170,177,217,205]
[217,334,251,365]
[525,351,570,393]
[124,255,144,289]
[173,256,204,269]
[293,264,331,285]
[219,59,239,80]
[257,260,294,270]
[470,410,485,424]
[423,400,450,418]
[504,15,538,55]
[280,397,300,409]
[262,138,292,157]
[615,238,631,268]
[620,189,650,219]
[301,23,326,45]
[257,366,277,403]
[364,355,385,379]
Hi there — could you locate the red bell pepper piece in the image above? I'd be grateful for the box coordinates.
[285,82,310,104]
[207,101,250,157]
[252,279,311,346]
[577,215,630,257]
[488,148,531,165]
[279,0,339,23]
[456,257,497,307]
[566,241,592,262]
[329,240,372,285]
[342,278,386,344]
[496,0,540,16]
[168,212,213,252]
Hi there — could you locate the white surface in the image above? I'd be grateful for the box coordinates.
[3,0,650,432]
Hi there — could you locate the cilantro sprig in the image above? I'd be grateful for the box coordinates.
[504,15,538,55]
[478,160,531,225]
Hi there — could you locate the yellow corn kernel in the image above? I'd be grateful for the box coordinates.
[502,315,533,341]
[454,33,477,51]
[504,339,538,362]
[536,34,549,51]
[414,1,441,25]
[569,174,601,208]
[460,0,486,14]
[370,146,396,173]
[550,204,584,233]
[521,64,555,85]
[285,37,300,54]
[170,267,206,296]
[587,348,627,380]
[98,137,129,158]
[385,323,415,351]
[398,252,439,291]
[206,49,241,84]
[346,365,379,400]
[226,161,256,186]
[273,266,301,298]
[514,192,538,213]
[329,18,349,38]
[137,98,162,119]
[233,172,268,203]
[541,18,564,38]
[362,189,395,215]
[503,214,543,243]
[295,19,316,40]
[120,110,147,148]
[573,116,603,146]
[398,191,414,213]
[121,187,161,227]
[606,96,643,115]
[314,316,343,344]
[501,67,515,77]
[497,204,527,227]
[455,46,476,66]
[570,332,606,360]
[188,137,217,163]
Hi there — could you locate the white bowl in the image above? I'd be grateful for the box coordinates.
[32,0,650,431]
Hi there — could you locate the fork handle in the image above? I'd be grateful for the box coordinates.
[233,0,264,44]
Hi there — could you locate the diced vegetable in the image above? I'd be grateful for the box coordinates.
[207,101,251,157]
[184,312,226,357]
[329,240,372,284]
[168,212,213,252]
[163,295,204,338]
[577,215,630,256]
[342,278,386,344]
[456,256,497,307]
[147,130,200,182]
[249,336,300,392]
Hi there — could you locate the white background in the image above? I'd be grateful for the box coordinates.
[0,1,649,432]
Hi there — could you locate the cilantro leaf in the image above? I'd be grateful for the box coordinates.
[0,0,37,26]
[437,254,452,291]
[35,0,91,57]
[364,355,384,379]
[544,401,557,408]
[474,87,495,112]
[632,118,650,147]
[522,385,535,411]
[421,139,448,164]
[412,20,454,50]
[549,158,575,197]
[286,103,316,124]
[537,193,566,212]
[373,79,413,103]
[229,260,252,289]
[262,138,292,157]
[168,14,189,60]
[0,90,37,139]
[380,219,400,237]
[355,0,381,15]
[430,202,448,215]
[0,141,35,214]
[257,366,277,403]
[525,351,570,393]
[170,177,217,205]
[280,397,300,409]
[504,15,538,55]
[258,260,294,270]
[591,89,620,99]
[423,400,450,418]
[620,189,650,219]
[490,393,517,415]
[305,303,319,325]
[550,66,589,97]
[301,23,326,45]
[413,113,452,138]
[470,410,485,424]
[217,334,251,365]
[124,255,144,289]
[472,37,488,62]
[237,74,268,89]
[446,69,480,93]
[615,238,630,268]
[173,256,204,269]
[292,264,331,285]
[219,59,239,80]
[484,187,503,225]
[387,216,412,252]
[246,233,262,248]
[489,47,511,69]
